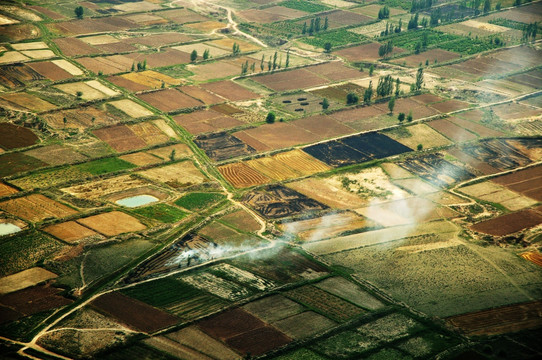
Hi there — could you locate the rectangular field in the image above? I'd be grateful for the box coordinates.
[0,194,76,222]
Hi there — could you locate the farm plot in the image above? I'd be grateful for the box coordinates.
[245,156,303,181]
[197,221,249,246]
[447,115,504,138]
[376,97,439,120]
[137,161,207,188]
[220,208,261,233]
[307,61,365,82]
[0,285,72,323]
[0,152,46,178]
[75,55,132,75]
[200,80,260,102]
[53,37,102,57]
[239,6,308,23]
[93,124,147,152]
[91,292,178,333]
[315,277,384,310]
[174,109,243,135]
[492,164,542,201]
[197,308,291,356]
[180,272,253,301]
[0,183,17,197]
[27,61,75,81]
[55,80,119,101]
[42,221,99,243]
[273,311,337,339]
[174,192,226,211]
[392,48,461,67]
[0,63,44,88]
[430,99,470,113]
[186,60,242,82]
[309,82,365,102]
[280,212,374,241]
[273,94,340,115]
[460,139,533,172]
[243,185,328,219]
[285,285,365,322]
[147,143,192,160]
[0,92,56,112]
[77,211,146,237]
[129,122,170,146]
[491,102,541,120]
[386,123,452,149]
[521,252,542,267]
[155,8,209,24]
[195,132,256,162]
[107,99,154,118]
[302,140,371,167]
[335,42,405,62]
[164,326,240,360]
[252,68,328,92]
[218,163,271,188]
[342,132,413,159]
[427,119,478,143]
[0,51,30,64]
[137,88,201,113]
[459,181,537,211]
[295,114,356,138]
[286,177,367,209]
[0,267,57,295]
[471,209,542,236]
[42,104,125,130]
[114,71,182,92]
[23,144,87,166]
[398,154,475,188]
[233,122,320,152]
[61,174,152,201]
[119,152,162,167]
[0,194,76,223]
[447,300,542,336]
[0,123,38,150]
[295,9,373,29]
[243,295,305,323]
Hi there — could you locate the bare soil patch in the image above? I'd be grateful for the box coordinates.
[201,81,260,102]
[218,163,270,188]
[23,144,87,166]
[27,61,72,81]
[77,211,146,237]
[0,123,38,150]
[392,49,461,67]
[335,42,405,62]
[42,221,98,243]
[93,124,147,152]
[137,88,201,113]
[470,209,542,236]
[233,122,320,151]
[137,161,207,188]
[0,267,57,295]
[252,68,328,92]
[0,194,76,222]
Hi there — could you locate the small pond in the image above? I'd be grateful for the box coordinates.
[0,223,22,236]
[116,194,159,208]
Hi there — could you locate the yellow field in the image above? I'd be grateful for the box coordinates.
[388,124,452,149]
[209,38,260,52]
[55,81,109,100]
[0,51,29,64]
[11,41,47,50]
[121,70,182,88]
[245,156,300,181]
[0,267,57,295]
[108,99,154,118]
[128,122,169,145]
[138,161,207,187]
[1,92,56,111]
[21,49,54,59]
[185,21,226,32]
[274,150,330,176]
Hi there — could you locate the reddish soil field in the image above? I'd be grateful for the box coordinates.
[470,209,542,236]
[92,292,178,333]
[201,81,260,101]
[178,86,223,105]
[0,194,77,222]
[252,68,328,92]
[233,122,320,151]
[124,48,191,68]
[0,152,46,178]
[96,41,138,54]
[411,93,443,105]
[447,300,542,336]
[42,221,98,243]
[392,48,460,67]
[198,308,266,340]
[491,165,542,201]
[446,148,499,176]
[53,37,100,57]
[447,116,504,138]
[225,325,291,356]
[335,42,405,62]
[293,115,355,139]
[156,8,209,24]
[0,285,72,322]
[137,89,202,112]
[430,99,470,113]
[427,119,478,143]
[44,105,124,130]
[491,102,541,120]
[306,62,365,82]
[27,61,72,81]
[50,17,136,36]
[296,9,372,29]
[218,163,270,188]
[174,109,243,135]
[29,6,65,20]
[0,183,18,197]
[329,104,386,123]
[77,211,146,237]
[520,252,542,267]
[93,124,146,152]
[108,75,148,92]
[0,123,39,150]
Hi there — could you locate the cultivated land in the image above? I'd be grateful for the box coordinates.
[0,0,541,359]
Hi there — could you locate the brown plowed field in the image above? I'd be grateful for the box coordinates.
[329,105,386,123]
[137,88,202,112]
[0,194,76,222]
[446,300,542,336]
[445,148,499,176]
[23,144,87,166]
[0,92,55,112]
[77,211,146,237]
[520,252,542,267]
[93,124,147,152]
[225,325,291,356]
[427,119,478,143]
[335,42,405,62]
[201,81,260,101]
[128,122,169,146]
[233,122,320,151]
[218,163,270,188]
[107,75,149,92]
[0,285,72,322]
[124,48,191,68]
[491,102,541,120]
[246,156,301,181]
[307,62,364,82]
[447,116,504,137]
[42,221,98,243]
[430,99,470,113]
[30,6,65,20]
[76,56,131,75]
[0,123,39,150]
[174,109,243,135]
[156,8,209,24]
[293,115,356,139]
[0,183,18,197]
[470,209,542,236]
[27,61,72,81]
[128,33,192,47]
[491,165,542,201]
[92,292,178,333]
[392,48,460,67]
[178,86,223,105]
[44,105,124,130]
[252,68,327,92]
[0,63,44,88]
[53,37,99,57]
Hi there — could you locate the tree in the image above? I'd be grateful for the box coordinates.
[369,64,374,76]
[417,143,423,150]
[315,17,321,32]
[169,149,176,161]
[496,1,502,10]
[91,116,96,125]
[309,18,315,35]
[266,112,276,123]
[376,75,394,97]
[398,112,405,122]
[396,18,402,33]
[233,42,240,54]
[203,49,210,60]
[268,59,272,71]
[302,22,307,34]
[75,6,84,19]
[190,50,197,62]
[272,51,278,70]
[484,0,491,12]
[143,59,147,70]
[324,42,332,53]
[388,97,396,114]
[346,92,359,105]
[323,16,329,30]
[131,63,135,72]
[378,6,390,19]
[63,116,67,127]
[76,91,83,98]
[363,81,373,104]
[260,55,265,71]
[407,110,413,122]
[322,98,330,110]
[415,67,424,91]
[408,13,419,29]
[250,62,255,73]
[395,78,401,96]
[285,50,290,68]
[514,0,521,6]
[161,81,165,88]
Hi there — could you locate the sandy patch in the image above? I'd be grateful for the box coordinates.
[0,51,29,64]
[462,19,509,33]
[21,50,55,59]
[55,81,108,100]
[11,42,47,50]
[108,99,153,118]
[137,161,207,187]
[0,14,19,25]
[86,80,120,96]
[80,35,118,45]
[387,124,452,149]
[52,59,83,75]
[172,42,230,57]
[152,119,177,138]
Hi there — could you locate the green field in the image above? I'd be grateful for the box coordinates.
[278,0,331,13]
[76,157,136,175]
[121,277,203,308]
[131,204,187,223]
[301,28,366,48]
[174,192,226,211]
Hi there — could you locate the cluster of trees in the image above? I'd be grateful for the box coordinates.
[414,32,429,54]
[232,42,241,55]
[256,51,290,73]
[378,41,394,58]
[380,21,402,36]
[190,49,211,62]
[376,75,399,97]
[302,16,329,35]
[378,6,390,20]
[398,111,413,122]
[74,6,84,19]
[410,0,433,13]
[131,60,147,71]
[522,22,538,42]
[240,60,256,75]
[407,13,420,30]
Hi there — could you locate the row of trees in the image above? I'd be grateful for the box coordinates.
[241,51,291,75]
[190,49,210,62]
[410,0,433,13]
[302,16,329,35]
[522,22,538,42]
[380,20,402,36]
[378,6,390,20]
[131,60,147,71]
[378,41,394,58]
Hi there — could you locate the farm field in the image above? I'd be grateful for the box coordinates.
[2,0,542,358]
